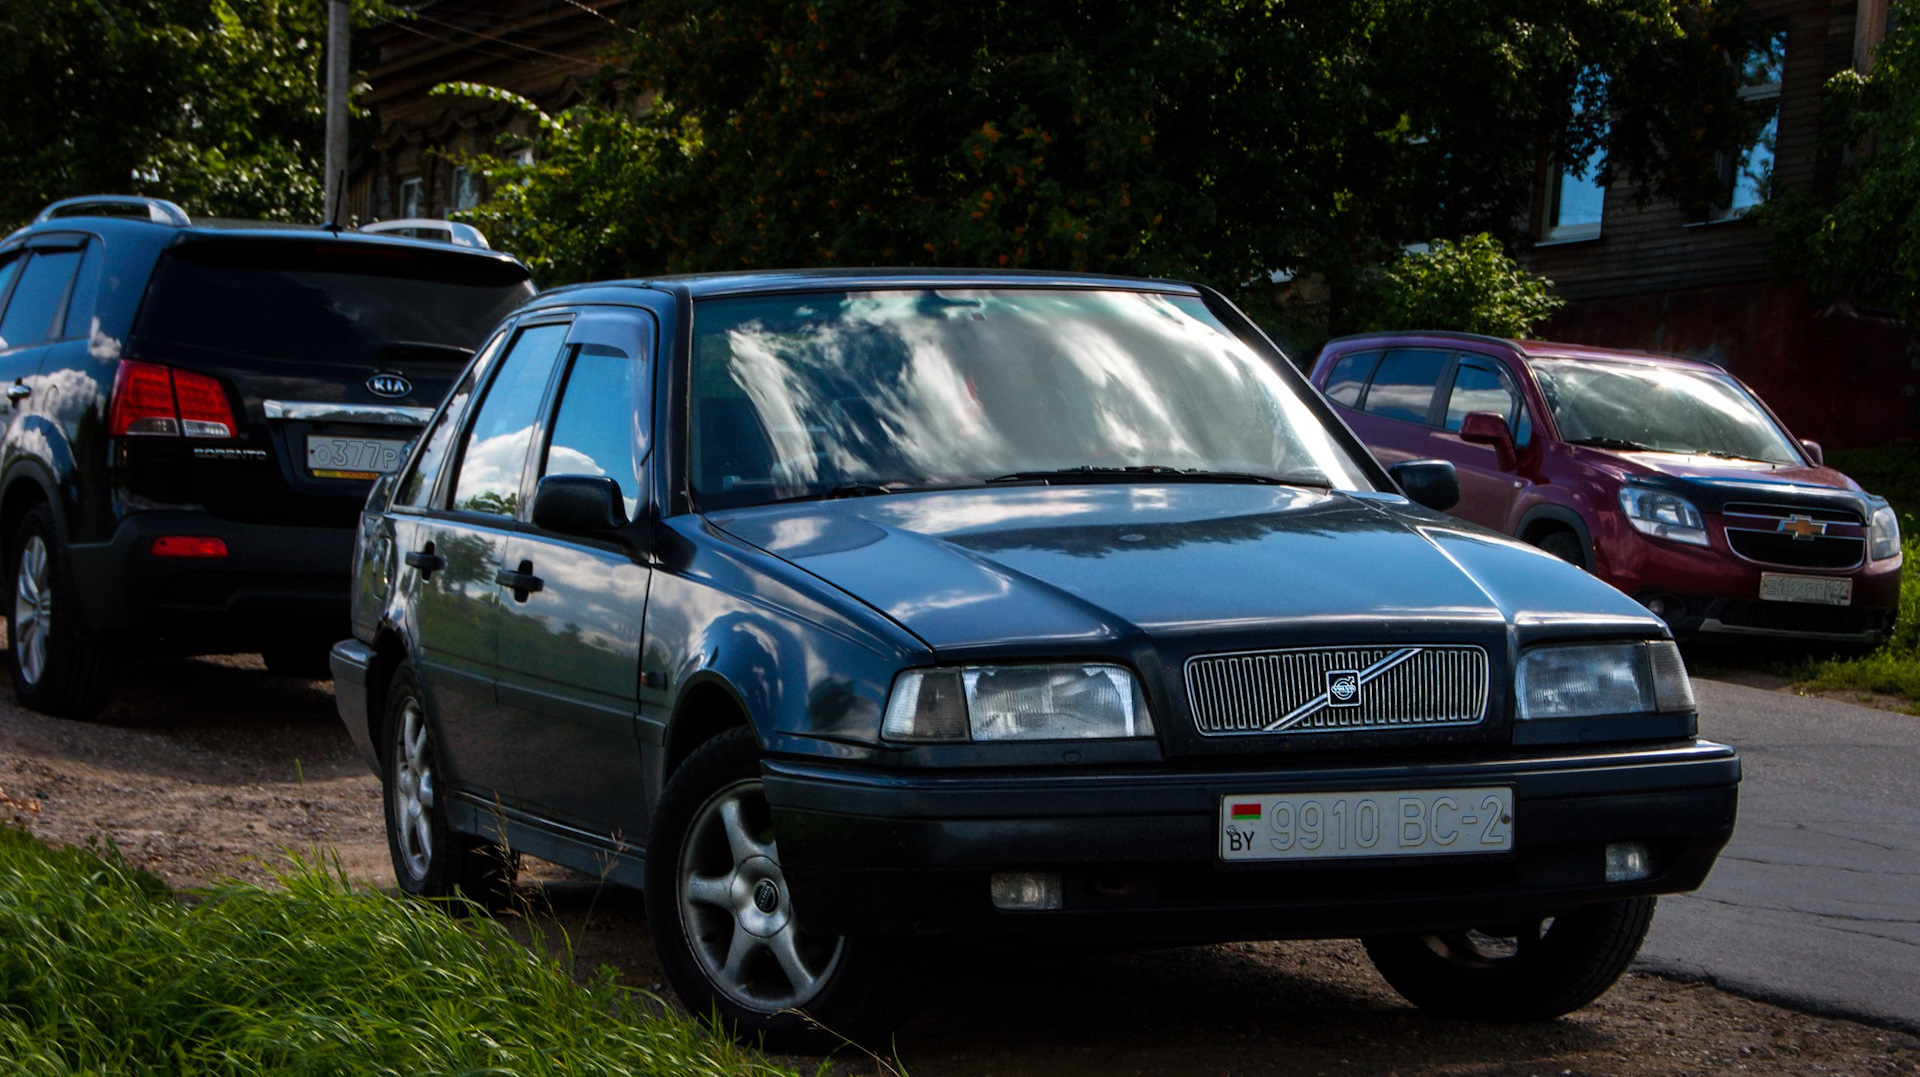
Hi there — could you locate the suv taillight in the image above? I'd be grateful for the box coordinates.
[109,360,236,438]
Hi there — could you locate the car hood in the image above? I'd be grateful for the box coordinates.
[1572,447,1879,516]
[708,485,1658,655]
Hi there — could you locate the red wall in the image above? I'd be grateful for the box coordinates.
[1541,281,1917,450]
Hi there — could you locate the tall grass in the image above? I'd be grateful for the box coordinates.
[0,827,797,1076]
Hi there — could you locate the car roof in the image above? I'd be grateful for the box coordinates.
[2,213,526,271]
[525,267,1205,307]
[1322,330,1730,375]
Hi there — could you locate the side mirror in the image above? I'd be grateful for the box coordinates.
[1388,459,1460,513]
[532,475,630,539]
[1457,411,1517,471]
[1799,439,1824,467]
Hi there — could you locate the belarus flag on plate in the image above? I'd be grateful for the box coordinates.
[1230,802,1262,820]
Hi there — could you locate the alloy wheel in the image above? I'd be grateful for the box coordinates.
[13,535,51,685]
[678,778,844,1011]
[392,698,436,879]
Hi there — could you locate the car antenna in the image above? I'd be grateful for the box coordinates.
[321,169,346,234]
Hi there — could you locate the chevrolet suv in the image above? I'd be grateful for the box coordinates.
[332,271,1739,1049]
[0,195,533,717]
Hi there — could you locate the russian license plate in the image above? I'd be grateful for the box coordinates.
[1758,573,1852,606]
[306,436,409,479]
[1219,787,1513,862]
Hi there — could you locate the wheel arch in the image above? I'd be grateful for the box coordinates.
[663,672,757,781]
[1517,504,1595,571]
[0,466,60,564]
[363,626,412,765]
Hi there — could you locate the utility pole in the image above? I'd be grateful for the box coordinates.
[323,0,350,223]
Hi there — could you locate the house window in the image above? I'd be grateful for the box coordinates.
[449,166,481,214]
[1713,29,1786,219]
[398,177,424,218]
[1543,77,1607,243]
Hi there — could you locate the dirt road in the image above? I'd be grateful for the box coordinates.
[2,655,1915,1076]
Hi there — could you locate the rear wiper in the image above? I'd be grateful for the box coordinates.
[1568,437,1653,452]
[985,466,1328,488]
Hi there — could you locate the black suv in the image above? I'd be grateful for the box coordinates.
[0,196,533,717]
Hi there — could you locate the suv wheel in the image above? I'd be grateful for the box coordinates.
[645,726,919,1051]
[382,661,516,907]
[1533,529,1587,569]
[1362,896,1655,1021]
[7,505,116,718]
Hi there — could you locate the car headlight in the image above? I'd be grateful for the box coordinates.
[1618,487,1709,547]
[1869,505,1902,561]
[1516,640,1694,720]
[882,664,1155,742]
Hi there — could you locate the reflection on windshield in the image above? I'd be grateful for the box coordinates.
[1532,360,1801,465]
[690,290,1372,508]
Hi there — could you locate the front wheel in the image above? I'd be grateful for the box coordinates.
[1362,896,1656,1021]
[644,726,919,1052]
[382,661,516,908]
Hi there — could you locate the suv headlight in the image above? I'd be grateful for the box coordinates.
[1516,640,1694,720]
[882,664,1155,742]
[1618,487,1709,547]
[1869,505,1902,561]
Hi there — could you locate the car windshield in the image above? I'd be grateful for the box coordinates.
[687,288,1375,509]
[1531,359,1803,465]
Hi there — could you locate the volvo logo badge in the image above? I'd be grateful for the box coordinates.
[1326,669,1361,708]
[367,373,412,398]
[1778,515,1826,541]
[753,879,779,913]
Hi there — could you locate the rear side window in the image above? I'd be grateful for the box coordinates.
[449,323,570,517]
[131,240,534,368]
[1322,351,1379,407]
[1361,348,1450,424]
[543,348,643,519]
[61,243,102,339]
[396,331,507,509]
[0,249,83,350]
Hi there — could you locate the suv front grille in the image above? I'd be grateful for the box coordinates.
[1721,503,1866,569]
[1184,645,1489,736]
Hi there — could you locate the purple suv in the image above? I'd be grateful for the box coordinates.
[1310,332,1903,644]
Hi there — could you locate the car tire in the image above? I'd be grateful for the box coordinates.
[6,505,116,719]
[645,726,920,1052]
[1533,529,1587,569]
[382,660,516,908]
[1362,896,1656,1022]
[261,646,334,681]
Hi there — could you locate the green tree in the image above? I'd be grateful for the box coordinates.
[0,0,386,229]
[457,0,1760,342]
[1359,234,1564,338]
[1757,10,1920,320]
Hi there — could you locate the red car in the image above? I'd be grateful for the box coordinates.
[1309,332,1903,644]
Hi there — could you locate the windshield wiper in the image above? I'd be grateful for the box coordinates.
[985,465,1328,488]
[1680,448,1771,462]
[1568,437,1654,452]
[767,481,970,504]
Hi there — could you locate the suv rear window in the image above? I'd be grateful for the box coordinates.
[130,240,533,367]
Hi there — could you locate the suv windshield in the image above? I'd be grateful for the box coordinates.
[131,240,534,367]
[689,288,1374,509]
[1532,359,1803,465]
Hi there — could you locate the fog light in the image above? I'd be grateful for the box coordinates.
[989,871,1062,911]
[1605,842,1653,882]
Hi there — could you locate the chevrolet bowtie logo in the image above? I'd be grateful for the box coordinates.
[1778,515,1826,541]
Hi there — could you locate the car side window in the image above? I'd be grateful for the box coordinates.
[449,322,570,517]
[1322,350,1380,407]
[0,254,25,324]
[1360,348,1451,424]
[542,346,643,520]
[1444,360,1516,431]
[395,332,508,510]
[0,248,83,350]
[61,242,102,340]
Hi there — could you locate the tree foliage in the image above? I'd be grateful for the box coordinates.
[1757,11,1920,320]
[1360,234,1564,338]
[0,0,387,229]
[457,0,1758,343]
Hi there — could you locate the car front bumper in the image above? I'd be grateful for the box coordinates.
[764,740,1740,941]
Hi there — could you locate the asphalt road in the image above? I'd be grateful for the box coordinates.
[1639,678,1920,1032]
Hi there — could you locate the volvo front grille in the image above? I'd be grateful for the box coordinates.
[1184,645,1490,735]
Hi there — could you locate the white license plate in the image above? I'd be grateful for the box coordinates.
[1220,787,1513,862]
[306,436,410,478]
[1758,573,1853,606]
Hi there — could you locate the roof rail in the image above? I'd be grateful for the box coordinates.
[35,195,192,227]
[358,218,491,250]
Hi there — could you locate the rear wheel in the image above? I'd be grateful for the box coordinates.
[1362,897,1655,1021]
[382,661,516,908]
[7,505,116,719]
[645,726,919,1052]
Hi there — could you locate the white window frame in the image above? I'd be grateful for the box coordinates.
[1708,29,1787,222]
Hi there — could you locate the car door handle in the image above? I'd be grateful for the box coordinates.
[495,561,544,602]
[6,384,30,404]
[403,548,445,577]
